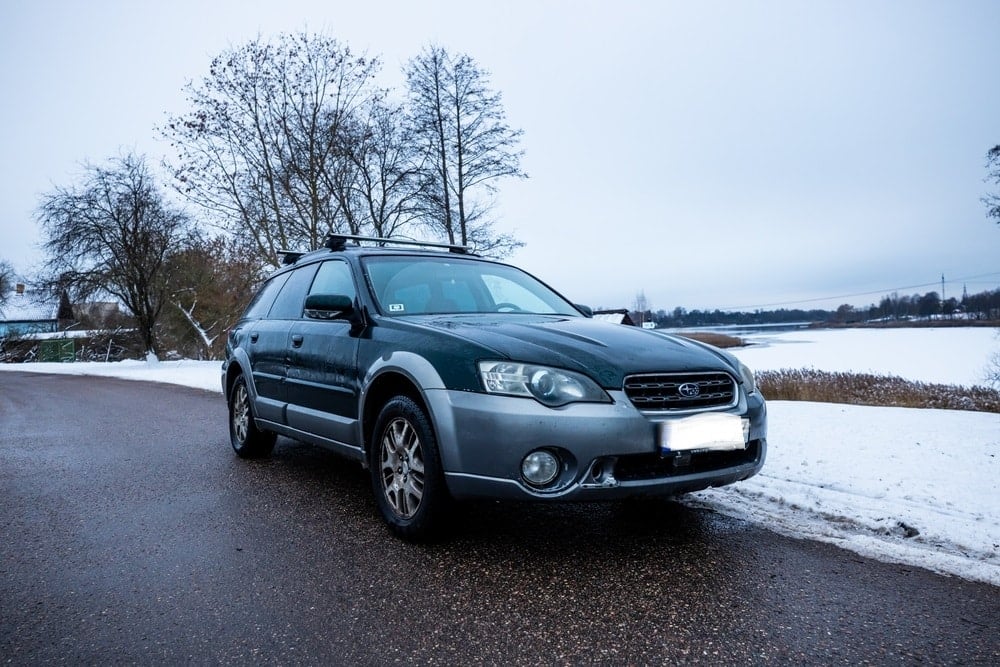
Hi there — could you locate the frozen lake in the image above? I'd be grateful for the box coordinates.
[730,326,999,387]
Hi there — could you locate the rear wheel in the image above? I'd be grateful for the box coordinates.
[370,396,451,540]
[228,375,276,458]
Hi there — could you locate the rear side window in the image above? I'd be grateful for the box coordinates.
[242,272,290,320]
[267,264,319,320]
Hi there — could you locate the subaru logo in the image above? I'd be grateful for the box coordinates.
[677,383,701,398]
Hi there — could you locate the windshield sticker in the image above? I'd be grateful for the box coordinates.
[388,303,406,313]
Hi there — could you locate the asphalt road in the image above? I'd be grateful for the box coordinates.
[1,372,997,665]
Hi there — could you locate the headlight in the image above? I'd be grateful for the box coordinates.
[739,362,757,394]
[478,361,610,407]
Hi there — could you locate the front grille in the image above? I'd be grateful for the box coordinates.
[623,371,737,411]
[613,440,761,481]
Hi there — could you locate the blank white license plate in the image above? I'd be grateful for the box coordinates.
[657,413,748,454]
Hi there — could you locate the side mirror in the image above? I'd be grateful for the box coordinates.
[575,304,593,318]
[304,293,354,319]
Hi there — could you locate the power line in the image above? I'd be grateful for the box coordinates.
[716,272,1000,312]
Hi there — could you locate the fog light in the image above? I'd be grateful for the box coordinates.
[521,450,560,486]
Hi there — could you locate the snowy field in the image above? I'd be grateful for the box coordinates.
[1,327,998,585]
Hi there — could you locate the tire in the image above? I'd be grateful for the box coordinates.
[228,375,276,459]
[369,396,451,540]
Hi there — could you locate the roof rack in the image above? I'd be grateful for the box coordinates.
[325,234,474,255]
[278,250,305,265]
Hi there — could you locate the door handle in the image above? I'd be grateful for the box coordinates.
[291,334,304,348]
[250,332,259,343]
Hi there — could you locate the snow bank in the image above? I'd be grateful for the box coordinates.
[0,358,223,392]
[692,401,999,586]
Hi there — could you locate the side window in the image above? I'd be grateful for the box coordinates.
[267,264,319,320]
[242,272,290,320]
[309,260,356,299]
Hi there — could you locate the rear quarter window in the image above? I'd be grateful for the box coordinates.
[268,264,320,319]
[241,272,290,320]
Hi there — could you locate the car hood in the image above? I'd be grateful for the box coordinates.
[404,315,741,389]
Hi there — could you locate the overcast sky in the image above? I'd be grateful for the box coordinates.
[2,0,998,312]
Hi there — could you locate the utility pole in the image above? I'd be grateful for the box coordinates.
[939,273,944,317]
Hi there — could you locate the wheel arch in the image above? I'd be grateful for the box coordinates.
[361,371,429,463]
[225,343,266,404]
[224,360,244,399]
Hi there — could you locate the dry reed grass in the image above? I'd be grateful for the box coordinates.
[676,332,745,348]
[758,369,1000,413]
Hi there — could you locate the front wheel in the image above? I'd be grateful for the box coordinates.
[228,375,276,458]
[370,396,451,540]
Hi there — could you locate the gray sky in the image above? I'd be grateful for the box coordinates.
[2,0,998,312]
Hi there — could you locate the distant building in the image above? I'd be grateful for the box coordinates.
[0,283,59,337]
[74,301,121,327]
[591,309,637,326]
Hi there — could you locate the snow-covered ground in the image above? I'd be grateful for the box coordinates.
[1,327,998,585]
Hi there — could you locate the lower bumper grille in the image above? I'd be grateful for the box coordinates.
[613,440,762,481]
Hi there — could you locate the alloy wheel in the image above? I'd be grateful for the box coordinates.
[379,417,426,518]
[231,383,250,444]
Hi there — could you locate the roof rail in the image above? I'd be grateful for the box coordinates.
[325,234,474,255]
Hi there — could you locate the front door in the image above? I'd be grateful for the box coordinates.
[285,260,362,449]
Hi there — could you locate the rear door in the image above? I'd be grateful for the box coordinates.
[249,264,318,424]
[237,272,289,423]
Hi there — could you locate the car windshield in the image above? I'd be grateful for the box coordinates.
[362,255,582,317]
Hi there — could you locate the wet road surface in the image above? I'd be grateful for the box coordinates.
[1,372,997,664]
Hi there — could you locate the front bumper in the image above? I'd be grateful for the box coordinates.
[425,388,767,501]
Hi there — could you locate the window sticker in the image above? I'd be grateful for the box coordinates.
[388,303,406,313]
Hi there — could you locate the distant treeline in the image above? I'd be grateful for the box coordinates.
[632,287,1000,328]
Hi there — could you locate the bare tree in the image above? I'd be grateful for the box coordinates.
[405,45,526,256]
[163,32,381,267]
[632,290,650,326]
[339,100,428,239]
[0,260,15,307]
[36,153,190,355]
[987,345,1000,389]
[986,144,1000,225]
